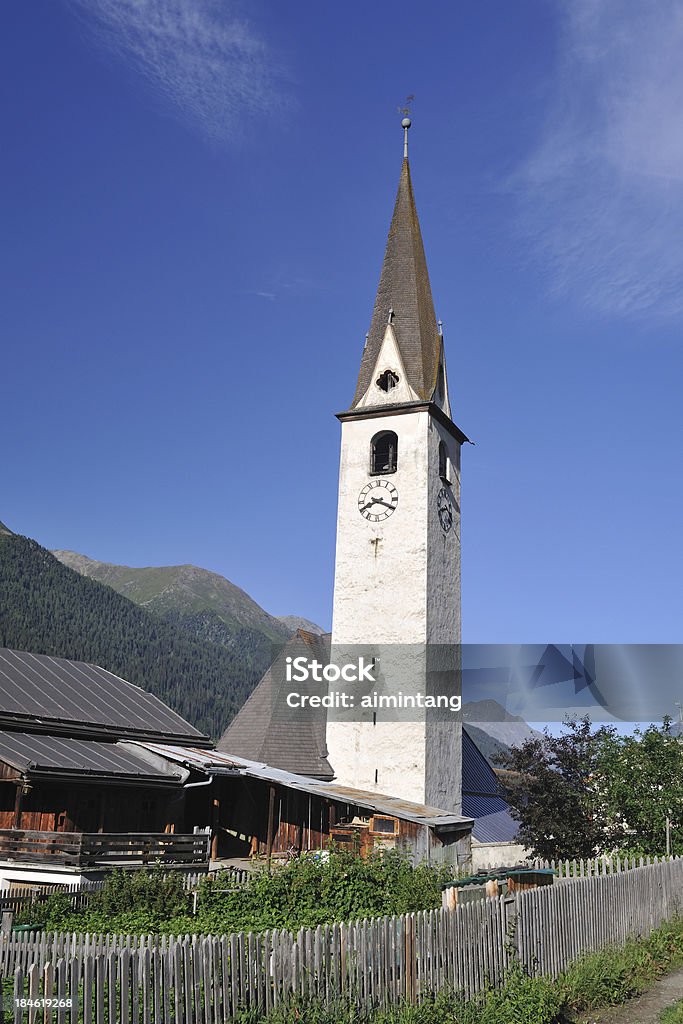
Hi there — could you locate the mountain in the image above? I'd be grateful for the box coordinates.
[0,530,274,740]
[462,699,544,765]
[53,549,295,644]
[276,616,325,636]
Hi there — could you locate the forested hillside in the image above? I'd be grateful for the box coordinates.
[51,550,296,651]
[0,532,281,739]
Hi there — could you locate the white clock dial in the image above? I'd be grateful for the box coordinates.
[358,479,399,522]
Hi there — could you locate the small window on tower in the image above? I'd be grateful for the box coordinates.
[371,431,398,474]
[438,441,449,480]
[376,369,400,392]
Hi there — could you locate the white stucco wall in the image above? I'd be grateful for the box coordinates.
[327,399,462,811]
[470,842,529,872]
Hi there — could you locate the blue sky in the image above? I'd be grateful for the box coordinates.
[2,1,683,640]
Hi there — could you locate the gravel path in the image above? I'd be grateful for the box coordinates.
[573,967,683,1023]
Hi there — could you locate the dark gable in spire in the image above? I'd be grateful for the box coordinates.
[352,158,441,408]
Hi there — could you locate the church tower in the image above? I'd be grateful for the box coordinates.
[327,120,468,812]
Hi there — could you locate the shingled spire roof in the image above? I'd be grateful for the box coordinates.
[352,155,442,408]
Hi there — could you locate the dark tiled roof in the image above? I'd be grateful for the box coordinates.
[462,727,519,844]
[0,729,184,783]
[0,648,207,744]
[352,158,441,407]
[218,631,334,779]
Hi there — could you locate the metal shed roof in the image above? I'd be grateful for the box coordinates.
[462,794,520,844]
[140,743,473,831]
[0,648,208,744]
[461,728,519,844]
[0,730,186,784]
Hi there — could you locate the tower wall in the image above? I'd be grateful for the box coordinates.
[328,408,462,810]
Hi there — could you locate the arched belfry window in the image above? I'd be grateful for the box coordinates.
[371,431,398,475]
[438,441,448,480]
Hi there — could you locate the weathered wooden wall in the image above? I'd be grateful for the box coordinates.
[0,781,180,834]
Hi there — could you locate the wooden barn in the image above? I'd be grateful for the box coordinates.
[137,745,473,868]
[0,648,212,889]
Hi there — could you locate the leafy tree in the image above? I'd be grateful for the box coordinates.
[498,716,620,860]
[596,720,683,856]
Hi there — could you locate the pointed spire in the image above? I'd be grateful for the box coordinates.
[351,123,441,408]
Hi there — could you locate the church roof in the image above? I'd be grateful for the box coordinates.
[462,728,519,845]
[352,157,442,407]
[218,630,334,779]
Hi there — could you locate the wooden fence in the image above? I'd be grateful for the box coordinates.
[532,853,666,878]
[2,856,683,1022]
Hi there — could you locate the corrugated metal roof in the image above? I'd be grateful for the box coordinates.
[462,728,519,843]
[0,648,208,743]
[0,730,185,783]
[463,794,520,844]
[140,743,473,830]
[462,728,503,798]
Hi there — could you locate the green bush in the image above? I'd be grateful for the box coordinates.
[22,849,455,935]
[18,866,192,933]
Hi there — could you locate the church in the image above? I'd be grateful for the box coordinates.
[220,119,521,867]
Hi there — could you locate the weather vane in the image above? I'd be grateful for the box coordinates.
[397,95,414,158]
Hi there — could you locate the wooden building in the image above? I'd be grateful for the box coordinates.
[0,648,212,888]
[138,745,473,868]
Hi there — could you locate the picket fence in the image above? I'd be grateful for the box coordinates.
[532,853,666,879]
[2,856,683,1022]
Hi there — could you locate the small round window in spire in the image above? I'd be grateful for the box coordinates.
[376,369,400,393]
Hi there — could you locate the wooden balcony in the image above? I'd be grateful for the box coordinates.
[0,829,210,868]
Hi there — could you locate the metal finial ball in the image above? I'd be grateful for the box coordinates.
[401,117,411,129]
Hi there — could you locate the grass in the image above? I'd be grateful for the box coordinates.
[661,999,683,1023]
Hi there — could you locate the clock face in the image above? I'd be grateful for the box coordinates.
[437,486,454,534]
[358,479,399,521]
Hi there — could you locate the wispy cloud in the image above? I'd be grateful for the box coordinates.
[67,0,289,143]
[516,0,683,318]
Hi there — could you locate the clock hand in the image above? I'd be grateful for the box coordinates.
[374,499,396,510]
[360,499,379,512]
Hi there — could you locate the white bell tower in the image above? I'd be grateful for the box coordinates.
[327,120,469,812]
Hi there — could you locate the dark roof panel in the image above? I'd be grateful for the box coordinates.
[462,793,520,844]
[462,727,520,843]
[462,727,504,797]
[0,649,207,743]
[219,631,334,779]
[0,730,184,783]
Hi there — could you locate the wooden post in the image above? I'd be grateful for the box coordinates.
[211,794,221,861]
[13,781,24,829]
[266,785,276,873]
[442,885,457,911]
